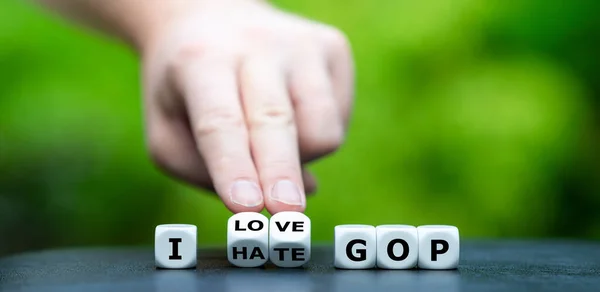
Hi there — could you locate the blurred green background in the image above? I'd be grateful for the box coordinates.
[1,0,599,256]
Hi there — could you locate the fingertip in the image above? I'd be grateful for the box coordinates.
[227,204,265,214]
[265,180,307,215]
[223,180,265,214]
[266,200,306,215]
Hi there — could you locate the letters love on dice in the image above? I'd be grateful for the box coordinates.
[269,211,311,267]
[226,211,311,268]
[227,212,270,267]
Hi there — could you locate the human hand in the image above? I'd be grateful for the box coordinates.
[141,0,354,214]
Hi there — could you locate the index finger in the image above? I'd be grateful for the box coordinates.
[240,56,306,214]
[176,57,264,213]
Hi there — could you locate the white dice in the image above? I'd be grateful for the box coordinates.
[154,224,197,269]
[155,216,459,270]
[376,225,418,269]
[227,212,269,267]
[417,225,460,270]
[269,211,311,267]
[334,225,376,269]
[334,224,460,270]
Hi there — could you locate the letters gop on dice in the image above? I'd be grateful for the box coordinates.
[334,224,459,270]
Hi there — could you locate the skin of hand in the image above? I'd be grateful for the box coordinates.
[37,0,355,214]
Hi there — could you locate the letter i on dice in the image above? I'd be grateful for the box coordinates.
[227,212,269,267]
[155,224,197,269]
[269,211,311,267]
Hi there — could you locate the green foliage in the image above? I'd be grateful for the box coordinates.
[1,0,599,256]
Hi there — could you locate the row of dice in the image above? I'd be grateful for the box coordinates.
[154,213,459,270]
[334,225,459,270]
[154,211,311,269]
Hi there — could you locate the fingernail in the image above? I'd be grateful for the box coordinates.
[270,180,303,206]
[230,181,263,207]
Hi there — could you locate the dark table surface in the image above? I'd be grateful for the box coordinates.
[1,240,599,292]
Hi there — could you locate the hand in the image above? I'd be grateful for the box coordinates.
[140,0,354,214]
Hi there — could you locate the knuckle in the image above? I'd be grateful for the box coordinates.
[212,155,251,178]
[244,26,276,42]
[168,42,229,77]
[249,104,295,128]
[322,128,344,153]
[194,108,245,137]
[296,98,344,156]
[173,42,212,63]
[301,120,345,157]
[317,128,344,155]
[261,159,300,176]
[147,134,170,171]
[322,27,351,53]
[296,78,332,99]
[295,98,338,125]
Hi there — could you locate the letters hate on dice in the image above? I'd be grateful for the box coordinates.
[376,225,418,269]
[155,224,197,269]
[227,212,269,267]
[417,225,460,270]
[269,211,311,268]
[334,225,376,269]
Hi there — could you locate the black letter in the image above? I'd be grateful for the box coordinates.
[291,248,305,261]
[234,220,246,231]
[387,239,409,261]
[431,239,449,261]
[273,247,288,261]
[292,222,304,232]
[275,221,290,232]
[346,239,367,261]
[249,247,266,260]
[232,246,247,260]
[169,238,182,260]
[248,220,264,231]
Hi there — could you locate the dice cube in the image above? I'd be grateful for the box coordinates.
[417,225,460,269]
[334,225,376,269]
[376,225,418,269]
[227,212,269,267]
[154,224,197,269]
[269,211,311,267]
